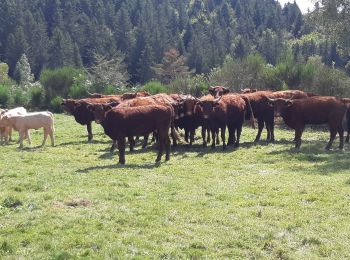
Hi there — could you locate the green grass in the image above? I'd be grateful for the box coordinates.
[1,114,350,259]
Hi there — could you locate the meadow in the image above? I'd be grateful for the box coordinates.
[1,114,350,259]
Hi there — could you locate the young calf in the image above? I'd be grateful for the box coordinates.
[0,112,55,148]
[0,107,27,142]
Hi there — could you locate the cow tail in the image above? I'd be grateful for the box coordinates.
[168,105,182,142]
[241,96,256,129]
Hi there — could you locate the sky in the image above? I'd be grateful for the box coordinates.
[278,0,315,13]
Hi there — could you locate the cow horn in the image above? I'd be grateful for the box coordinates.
[266,97,276,102]
[214,96,222,103]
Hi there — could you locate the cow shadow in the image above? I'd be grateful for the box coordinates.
[76,162,161,173]
[57,139,111,147]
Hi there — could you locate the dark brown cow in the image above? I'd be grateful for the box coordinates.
[196,94,254,150]
[87,104,172,165]
[61,97,120,141]
[267,96,348,150]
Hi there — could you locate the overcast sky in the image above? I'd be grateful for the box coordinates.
[278,0,315,13]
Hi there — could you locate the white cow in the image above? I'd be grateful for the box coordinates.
[0,111,55,148]
[0,107,27,143]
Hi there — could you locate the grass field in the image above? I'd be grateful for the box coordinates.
[1,114,350,259]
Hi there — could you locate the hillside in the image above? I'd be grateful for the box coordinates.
[0,0,306,82]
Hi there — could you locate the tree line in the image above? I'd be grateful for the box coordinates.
[0,0,350,111]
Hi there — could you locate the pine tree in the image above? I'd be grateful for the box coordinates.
[14,54,34,86]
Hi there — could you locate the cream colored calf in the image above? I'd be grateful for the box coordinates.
[0,107,27,142]
[1,112,55,148]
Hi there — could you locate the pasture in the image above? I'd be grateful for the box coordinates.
[1,114,350,259]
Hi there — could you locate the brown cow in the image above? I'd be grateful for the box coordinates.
[267,96,348,150]
[196,94,254,150]
[61,97,120,141]
[87,104,172,165]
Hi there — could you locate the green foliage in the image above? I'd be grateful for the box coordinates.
[142,80,168,94]
[40,67,86,102]
[49,96,63,113]
[0,85,11,107]
[29,85,45,108]
[12,88,29,106]
[2,196,22,208]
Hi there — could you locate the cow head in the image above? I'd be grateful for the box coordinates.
[86,103,115,124]
[197,96,221,119]
[61,99,79,114]
[169,101,185,120]
[267,97,293,116]
[209,86,230,98]
[182,95,198,116]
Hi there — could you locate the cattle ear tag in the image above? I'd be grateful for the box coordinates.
[287,101,293,106]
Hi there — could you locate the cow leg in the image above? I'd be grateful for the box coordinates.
[110,140,117,152]
[254,119,264,143]
[189,129,195,147]
[156,134,165,163]
[207,128,211,143]
[235,125,242,148]
[294,128,303,149]
[202,126,207,147]
[184,129,189,143]
[165,136,170,161]
[216,130,220,145]
[8,128,12,142]
[42,129,48,147]
[346,132,350,143]
[142,134,149,149]
[18,130,25,148]
[128,136,135,152]
[118,138,126,165]
[227,126,235,146]
[87,123,93,142]
[211,129,216,149]
[26,130,32,145]
[325,129,337,151]
[221,127,227,151]
[338,126,344,150]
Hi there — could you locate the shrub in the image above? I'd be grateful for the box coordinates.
[50,96,63,113]
[12,88,29,106]
[142,80,168,94]
[30,85,45,109]
[0,85,11,107]
[40,67,86,102]
[68,84,88,99]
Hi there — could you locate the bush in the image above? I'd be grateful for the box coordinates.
[142,80,168,94]
[12,88,29,106]
[30,85,45,109]
[68,84,88,99]
[0,85,11,107]
[40,67,86,103]
[50,96,63,113]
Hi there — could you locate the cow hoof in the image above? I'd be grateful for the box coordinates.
[223,146,227,151]
[118,161,125,165]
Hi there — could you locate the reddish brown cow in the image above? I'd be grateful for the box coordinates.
[61,97,120,141]
[87,104,172,165]
[267,96,348,150]
[196,94,254,150]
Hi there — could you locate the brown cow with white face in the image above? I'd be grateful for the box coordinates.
[267,96,348,150]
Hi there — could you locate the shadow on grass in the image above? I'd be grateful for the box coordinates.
[57,139,111,146]
[76,161,161,173]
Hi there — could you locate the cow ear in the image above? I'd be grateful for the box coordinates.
[286,100,293,106]
[224,88,230,94]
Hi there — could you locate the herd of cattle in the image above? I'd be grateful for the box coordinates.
[1,86,350,164]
